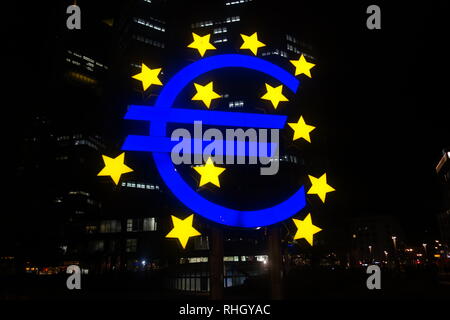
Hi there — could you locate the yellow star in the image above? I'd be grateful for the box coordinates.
[193,157,226,187]
[292,214,322,246]
[288,116,316,142]
[192,82,221,108]
[131,63,162,91]
[290,54,315,78]
[261,83,288,109]
[166,214,201,249]
[188,33,216,57]
[240,32,266,55]
[97,153,133,185]
[307,173,335,202]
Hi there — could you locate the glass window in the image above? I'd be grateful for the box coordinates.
[143,217,157,231]
[126,239,137,252]
[100,220,121,233]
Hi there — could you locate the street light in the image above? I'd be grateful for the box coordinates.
[422,243,427,255]
[391,236,397,250]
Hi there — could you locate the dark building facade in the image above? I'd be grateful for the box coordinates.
[7,0,328,294]
[436,149,450,248]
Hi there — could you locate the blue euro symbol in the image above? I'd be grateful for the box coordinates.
[122,54,306,227]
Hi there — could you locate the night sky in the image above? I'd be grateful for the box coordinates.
[5,1,449,245]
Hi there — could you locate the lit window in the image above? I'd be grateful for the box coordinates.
[213,27,227,34]
[126,219,134,232]
[225,0,251,6]
[133,17,165,32]
[99,220,122,233]
[256,255,268,262]
[85,225,97,234]
[126,239,137,252]
[143,218,157,231]
[213,37,228,44]
[229,100,243,108]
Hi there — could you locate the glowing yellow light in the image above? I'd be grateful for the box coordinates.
[290,54,315,78]
[67,71,97,84]
[131,63,162,91]
[240,32,265,55]
[188,33,216,57]
[165,214,201,249]
[307,173,335,202]
[288,116,315,142]
[292,213,322,246]
[261,83,288,109]
[97,152,133,185]
[193,157,226,187]
[191,81,221,108]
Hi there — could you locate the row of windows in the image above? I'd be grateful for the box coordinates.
[133,18,166,32]
[56,135,70,141]
[287,43,300,54]
[167,274,209,292]
[66,51,108,71]
[166,270,250,292]
[213,37,228,44]
[225,0,252,5]
[132,34,165,48]
[74,139,100,150]
[126,217,157,232]
[180,255,268,263]
[144,14,165,25]
[66,71,97,85]
[286,34,298,44]
[228,100,244,108]
[268,154,299,164]
[224,255,268,262]
[182,257,208,263]
[191,16,240,29]
[99,220,122,233]
[213,27,227,34]
[68,190,90,197]
[56,135,104,150]
[120,181,160,190]
[99,218,157,234]
[261,49,288,58]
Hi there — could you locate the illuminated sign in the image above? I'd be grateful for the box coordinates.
[122,54,309,227]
